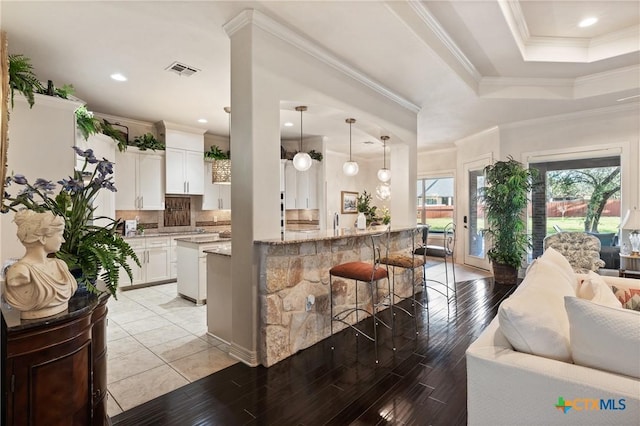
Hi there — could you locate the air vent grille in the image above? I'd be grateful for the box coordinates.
[165,61,200,77]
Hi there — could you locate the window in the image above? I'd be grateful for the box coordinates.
[530,156,621,258]
[416,177,455,232]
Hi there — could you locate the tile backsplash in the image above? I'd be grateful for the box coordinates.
[116,196,231,234]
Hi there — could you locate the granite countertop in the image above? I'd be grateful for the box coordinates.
[175,236,232,244]
[254,226,414,245]
[124,231,219,239]
[204,244,232,256]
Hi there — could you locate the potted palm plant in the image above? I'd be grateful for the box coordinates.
[481,156,537,285]
[3,146,140,297]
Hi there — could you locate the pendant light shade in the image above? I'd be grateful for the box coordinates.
[293,106,312,172]
[376,182,391,201]
[377,135,391,183]
[212,107,232,184]
[343,118,359,176]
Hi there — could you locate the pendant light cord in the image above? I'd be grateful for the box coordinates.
[383,139,386,168]
[349,121,352,161]
[300,108,303,152]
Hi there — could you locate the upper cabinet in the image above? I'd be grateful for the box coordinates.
[158,121,206,195]
[202,161,231,210]
[115,147,164,210]
[283,160,319,209]
[76,134,116,225]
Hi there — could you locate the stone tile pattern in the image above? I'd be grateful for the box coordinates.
[258,229,421,366]
[106,283,238,414]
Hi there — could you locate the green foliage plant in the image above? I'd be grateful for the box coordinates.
[133,133,164,151]
[8,54,44,108]
[357,190,379,225]
[481,156,537,270]
[2,147,140,298]
[308,150,323,162]
[204,145,230,160]
[75,106,103,141]
[101,119,128,152]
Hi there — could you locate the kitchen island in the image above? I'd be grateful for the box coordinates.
[205,245,232,349]
[175,235,231,304]
[254,227,419,366]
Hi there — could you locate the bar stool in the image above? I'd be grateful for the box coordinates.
[416,222,457,313]
[379,227,426,336]
[329,229,391,363]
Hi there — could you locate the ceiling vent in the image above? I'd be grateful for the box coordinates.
[165,61,200,77]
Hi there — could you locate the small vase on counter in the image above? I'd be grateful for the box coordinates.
[357,212,366,230]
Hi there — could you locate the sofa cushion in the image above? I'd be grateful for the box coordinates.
[534,247,579,292]
[577,271,622,308]
[565,296,640,379]
[498,256,576,362]
[610,285,640,311]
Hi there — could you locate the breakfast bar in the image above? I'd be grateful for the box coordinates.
[254,227,420,366]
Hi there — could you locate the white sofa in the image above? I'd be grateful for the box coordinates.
[467,248,640,425]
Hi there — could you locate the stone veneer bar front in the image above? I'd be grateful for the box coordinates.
[255,227,422,366]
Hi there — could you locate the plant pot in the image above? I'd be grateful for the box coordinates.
[492,261,518,285]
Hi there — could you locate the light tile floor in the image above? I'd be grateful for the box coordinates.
[106,262,490,417]
[106,283,237,416]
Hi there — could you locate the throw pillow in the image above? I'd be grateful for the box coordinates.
[498,258,576,362]
[576,271,622,308]
[539,247,579,292]
[610,285,640,311]
[565,296,640,379]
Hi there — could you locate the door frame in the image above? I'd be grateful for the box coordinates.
[462,154,493,270]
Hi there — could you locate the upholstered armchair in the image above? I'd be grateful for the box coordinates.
[543,232,606,273]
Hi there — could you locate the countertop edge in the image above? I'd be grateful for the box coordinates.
[254,226,417,245]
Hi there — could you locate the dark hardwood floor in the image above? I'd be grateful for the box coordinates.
[111,275,515,426]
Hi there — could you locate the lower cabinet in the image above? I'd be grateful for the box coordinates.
[121,236,171,287]
[2,295,109,426]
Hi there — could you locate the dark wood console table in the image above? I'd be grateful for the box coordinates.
[2,293,109,425]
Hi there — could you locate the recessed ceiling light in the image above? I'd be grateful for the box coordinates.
[197,118,208,123]
[578,17,598,28]
[283,122,294,127]
[110,73,127,82]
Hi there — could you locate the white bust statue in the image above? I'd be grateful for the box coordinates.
[4,210,78,319]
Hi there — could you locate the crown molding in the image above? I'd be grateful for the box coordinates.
[498,0,639,63]
[385,1,481,91]
[500,101,640,130]
[404,1,481,84]
[224,9,420,114]
[479,64,640,100]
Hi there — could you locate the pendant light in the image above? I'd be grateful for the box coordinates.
[292,106,312,172]
[377,135,391,183]
[343,118,359,176]
[376,182,391,201]
[212,106,231,184]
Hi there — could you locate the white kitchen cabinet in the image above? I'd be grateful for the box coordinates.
[115,148,164,210]
[75,134,116,227]
[120,236,171,287]
[166,148,204,195]
[202,161,231,210]
[284,160,319,209]
[160,122,205,195]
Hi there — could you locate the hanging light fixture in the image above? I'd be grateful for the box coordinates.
[343,118,359,176]
[376,182,391,201]
[212,107,231,184]
[292,106,312,172]
[377,135,391,183]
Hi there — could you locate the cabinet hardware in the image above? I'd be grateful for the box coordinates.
[11,374,15,392]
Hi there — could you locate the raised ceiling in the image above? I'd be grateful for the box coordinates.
[2,1,638,158]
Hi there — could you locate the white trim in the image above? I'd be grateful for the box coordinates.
[95,112,155,129]
[522,143,625,165]
[405,1,482,83]
[501,102,640,130]
[223,9,420,114]
[499,0,639,63]
[18,93,83,111]
[229,342,259,367]
[417,169,456,180]
[157,120,207,135]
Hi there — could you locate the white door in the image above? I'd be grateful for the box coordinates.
[185,150,204,194]
[463,156,492,270]
[146,247,171,282]
[165,148,186,194]
[138,153,164,210]
[114,151,138,210]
